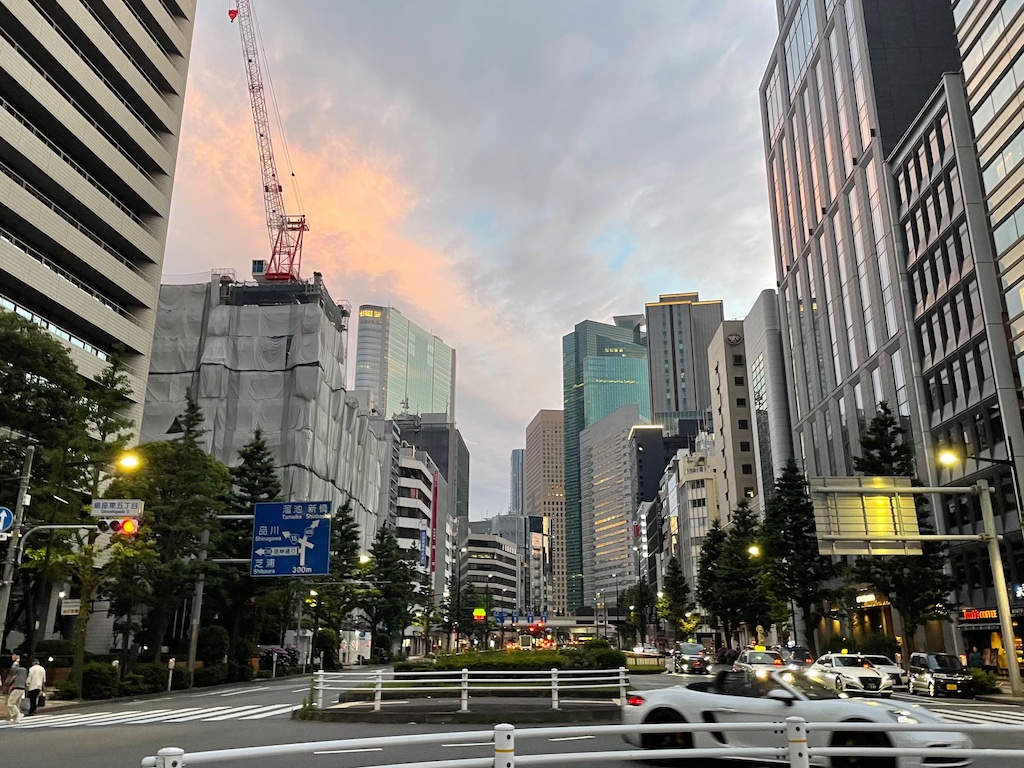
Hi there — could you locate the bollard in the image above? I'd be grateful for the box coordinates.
[272,651,278,679]
[460,668,469,712]
[493,723,515,768]
[551,667,559,710]
[373,669,383,712]
[153,747,185,768]
[315,669,324,710]
[785,716,810,768]
[618,667,628,713]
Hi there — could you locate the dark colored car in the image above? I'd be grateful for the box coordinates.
[777,645,815,668]
[908,652,975,698]
[672,642,710,674]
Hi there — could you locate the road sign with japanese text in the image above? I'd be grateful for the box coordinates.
[250,501,332,577]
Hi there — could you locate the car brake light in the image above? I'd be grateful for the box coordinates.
[627,695,646,706]
[774,658,783,666]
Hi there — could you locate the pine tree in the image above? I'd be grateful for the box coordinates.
[696,518,728,643]
[658,557,693,643]
[851,402,957,654]
[761,459,838,654]
[717,501,776,642]
[358,527,416,658]
[317,501,363,639]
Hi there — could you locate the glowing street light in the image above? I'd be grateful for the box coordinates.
[748,544,761,557]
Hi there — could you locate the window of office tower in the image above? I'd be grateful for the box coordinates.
[785,0,818,92]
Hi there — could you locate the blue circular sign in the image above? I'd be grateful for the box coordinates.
[0,506,13,533]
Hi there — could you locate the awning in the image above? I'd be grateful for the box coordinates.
[961,623,1002,631]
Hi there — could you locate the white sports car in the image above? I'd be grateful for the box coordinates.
[622,669,972,768]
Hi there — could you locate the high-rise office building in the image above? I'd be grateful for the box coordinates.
[645,293,724,430]
[0,1,197,428]
[760,0,961,478]
[524,409,566,615]
[742,290,794,503]
[354,305,456,420]
[563,318,650,611]
[390,412,470,526]
[890,70,1024,655]
[510,448,524,514]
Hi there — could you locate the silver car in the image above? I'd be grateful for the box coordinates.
[811,653,894,697]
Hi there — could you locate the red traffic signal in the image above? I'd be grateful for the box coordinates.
[97,517,140,535]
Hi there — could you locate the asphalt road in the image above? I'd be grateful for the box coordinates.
[1,671,1020,768]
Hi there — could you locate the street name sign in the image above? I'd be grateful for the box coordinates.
[61,599,82,616]
[250,500,332,577]
[90,499,144,517]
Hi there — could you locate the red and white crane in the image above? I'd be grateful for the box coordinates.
[229,1,307,282]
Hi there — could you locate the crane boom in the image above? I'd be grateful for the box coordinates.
[230,0,306,281]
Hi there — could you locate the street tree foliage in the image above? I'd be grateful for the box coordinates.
[850,402,957,653]
[657,557,695,641]
[104,392,231,655]
[622,578,657,645]
[696,518,728,638]
[314,501,364,640]
[209,428,283,662]
[761,459,838,654]
[358,526,417,656]
[720,501,778,641]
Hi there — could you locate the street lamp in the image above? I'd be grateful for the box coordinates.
[747,544,761,557]
[939,449,1023,523]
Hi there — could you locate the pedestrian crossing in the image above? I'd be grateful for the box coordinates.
[934,707,1024,726]
[1,703,301,729]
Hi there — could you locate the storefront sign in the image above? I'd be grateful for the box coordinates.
[961,608,998,621]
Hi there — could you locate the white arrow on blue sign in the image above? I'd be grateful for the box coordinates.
[250,501,332,577]
[0,506,13,533]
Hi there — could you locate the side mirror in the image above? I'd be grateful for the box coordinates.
[766,689,796,705]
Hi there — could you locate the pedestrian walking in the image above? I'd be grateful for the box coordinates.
[968,646,983,669]
[26,658,46,716]
[4,652,27,723]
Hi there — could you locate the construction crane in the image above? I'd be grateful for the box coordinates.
[229,1,307,282]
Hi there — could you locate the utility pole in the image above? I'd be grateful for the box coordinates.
[186,527,210,687]
[0,444,35,650]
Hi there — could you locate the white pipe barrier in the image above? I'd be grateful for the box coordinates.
[141,717,1024,767]
[311,667,630,712]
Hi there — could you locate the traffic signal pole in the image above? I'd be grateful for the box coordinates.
[0,445,34,650]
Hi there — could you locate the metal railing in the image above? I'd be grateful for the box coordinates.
[312,667,629,712]
[140,717,1024,767]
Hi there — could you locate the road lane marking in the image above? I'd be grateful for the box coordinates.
[221,686,269,697]
[548,736,596,742]
[13,711,144,728]
[129,708,204,724]
[237,703,301,719]
[159,707,235,722]
[314,748,383,755]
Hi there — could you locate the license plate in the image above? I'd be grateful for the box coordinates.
[945,683,958,691]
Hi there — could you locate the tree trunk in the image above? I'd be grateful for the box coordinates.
[71,574,99,694]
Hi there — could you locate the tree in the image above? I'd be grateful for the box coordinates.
[208,429,283,663]
[658,557,694,643]
[851,402,957,655]
[696,518,728,644]
[622,578,657,646]
[104,392,231,655]
[716,501,776,644]
[761,459,838,654]
[315,502,364,642]
[358,527,416,658]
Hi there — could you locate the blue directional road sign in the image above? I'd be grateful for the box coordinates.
[0,506,13,533]
[512,611,519,623]
[250,501,332,577]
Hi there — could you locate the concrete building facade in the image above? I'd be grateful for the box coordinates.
[524,409,567,615]
[0,0,197,427]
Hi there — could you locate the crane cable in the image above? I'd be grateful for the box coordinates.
[249,1,306,218]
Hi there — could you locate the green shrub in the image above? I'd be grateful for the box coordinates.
[136,662,187,691]
[82,662,119,699]
[118,673,148,696]
[53,679,80,700]
[32,639,76,657]
[197,625,230,664]
[394,660,437,672]
[314,629,339,670]
[433,650,568,670]
[969,668,999,694]
[227,660,255,683]
[193,663,229,687]
[564,640,628,669]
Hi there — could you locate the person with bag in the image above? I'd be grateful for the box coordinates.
[26,658,46,716]
[4,652,27,723]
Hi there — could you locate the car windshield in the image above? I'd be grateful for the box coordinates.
[834,657,872,668]
[929,655,964,671]
[747,652,782,664]
[679,643,704,655]
[862,655,895,667]
[779,670,843,700]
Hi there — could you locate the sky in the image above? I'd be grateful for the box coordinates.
[164,1,781,518]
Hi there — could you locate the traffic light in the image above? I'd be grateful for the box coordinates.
[96,517,140,535]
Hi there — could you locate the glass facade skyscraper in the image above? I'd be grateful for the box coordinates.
[562,318,650,611]
[354,305,456,420]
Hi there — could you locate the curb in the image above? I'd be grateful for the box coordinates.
[296,706,622,725]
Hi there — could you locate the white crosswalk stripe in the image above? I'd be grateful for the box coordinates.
[936,708,1024,725]
[0,703,300,728]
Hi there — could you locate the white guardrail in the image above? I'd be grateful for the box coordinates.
[310,667,630,712]
[141,718,1024,767]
